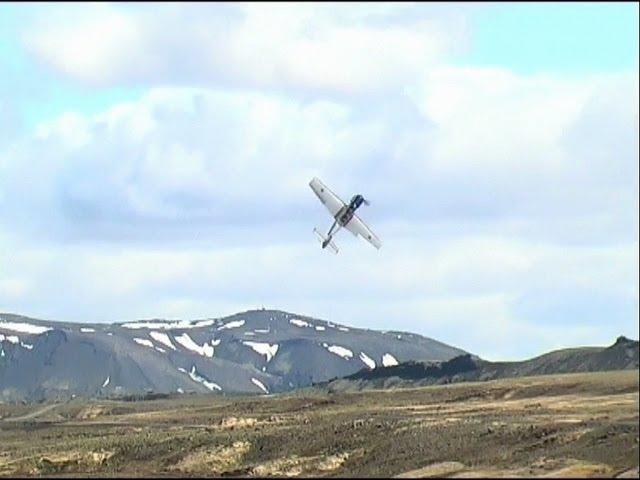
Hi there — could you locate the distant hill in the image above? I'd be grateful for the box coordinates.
[0,310,466,402]
[321,336,639,393]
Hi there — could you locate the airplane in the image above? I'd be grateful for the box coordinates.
[309,177,382,254]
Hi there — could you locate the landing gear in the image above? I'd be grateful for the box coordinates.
[313,228,340,254]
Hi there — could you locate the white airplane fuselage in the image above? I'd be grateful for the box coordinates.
[322,194,366,248]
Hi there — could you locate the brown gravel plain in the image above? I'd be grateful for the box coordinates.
[0,370,638,478]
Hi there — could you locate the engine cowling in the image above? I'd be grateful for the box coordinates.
[351,194,365,209]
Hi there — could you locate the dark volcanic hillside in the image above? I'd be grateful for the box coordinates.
[0,310,467,402]
[322,336,639,392]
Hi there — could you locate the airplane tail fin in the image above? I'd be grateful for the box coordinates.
[313,228,339,254]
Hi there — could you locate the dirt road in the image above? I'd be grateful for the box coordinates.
[1,402,63,422]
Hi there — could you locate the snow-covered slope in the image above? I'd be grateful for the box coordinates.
[0,310,467,401]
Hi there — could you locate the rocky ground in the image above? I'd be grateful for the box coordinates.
[0,370,638,477]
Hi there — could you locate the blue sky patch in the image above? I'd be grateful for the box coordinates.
[464,3,639,74]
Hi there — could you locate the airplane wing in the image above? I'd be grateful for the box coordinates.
[309,177,346,217]
[345,214,382,249]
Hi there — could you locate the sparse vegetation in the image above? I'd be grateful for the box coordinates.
[0,370,637,477]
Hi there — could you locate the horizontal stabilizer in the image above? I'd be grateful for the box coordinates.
[313,228,339,254]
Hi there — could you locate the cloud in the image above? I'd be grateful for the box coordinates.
[2,67,637,245]
[1,88,385,244]
[0,70,636,361]
[21,3,470,94]
[1,229,636,359]
[1,4,637,360]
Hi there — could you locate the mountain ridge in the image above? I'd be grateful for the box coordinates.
[0,309,467,402]
[319,335,639,393]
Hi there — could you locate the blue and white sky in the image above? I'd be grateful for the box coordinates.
[0,2,638,360]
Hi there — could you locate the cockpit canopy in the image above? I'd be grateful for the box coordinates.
[351,194,364,208]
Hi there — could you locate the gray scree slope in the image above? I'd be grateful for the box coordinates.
[0,310,467,401]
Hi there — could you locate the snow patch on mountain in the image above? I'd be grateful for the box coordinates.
[0,334,19,344]
[102,376,110,387]
[217,320,245,330]
[382,353,399,367]
[193,319,216,328]
[242,341,279,362]
[251,377,269,394]
[290,319,310,328]
[359,351,376,369]
[0,321,52,335]
[133,338,154,348]
[325,345,353,360]
[122,320,195,330]
[122,318,216,330]
[175,333,214,357]
[180,366,222,391]
[149,331,176,350]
